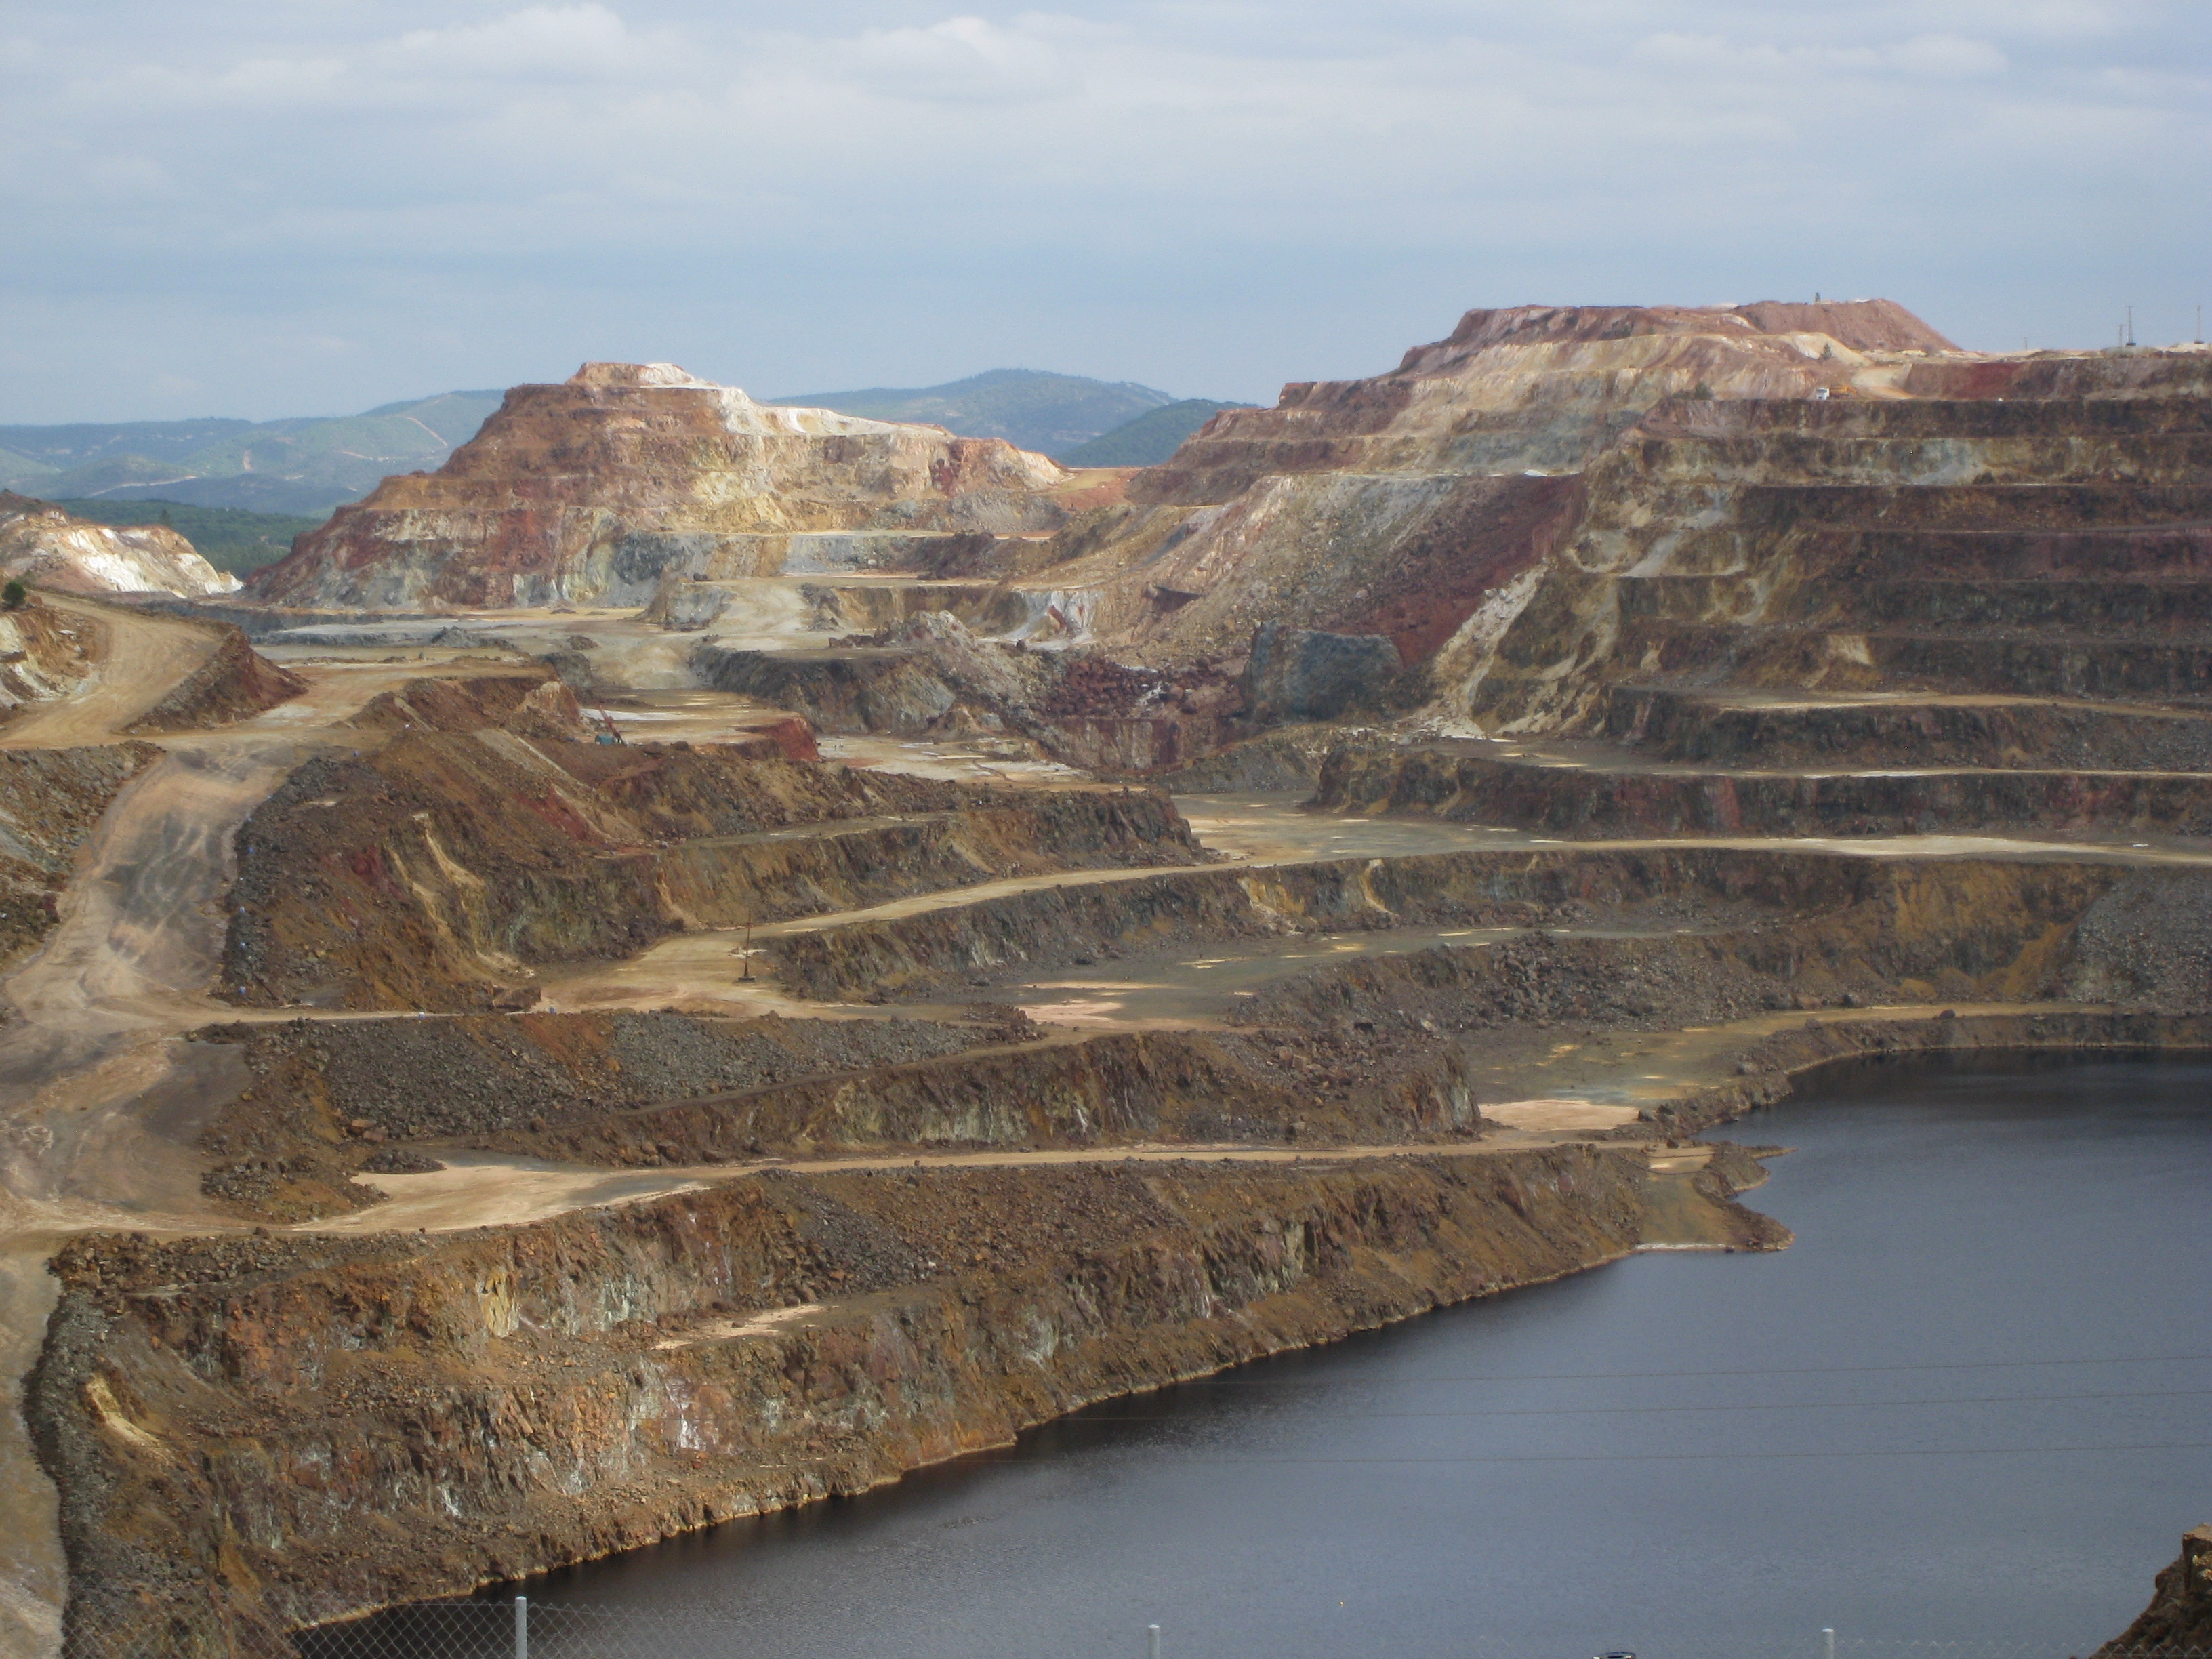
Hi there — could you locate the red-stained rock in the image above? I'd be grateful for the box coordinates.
[247,365,1070,610]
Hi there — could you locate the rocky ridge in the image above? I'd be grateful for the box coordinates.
[0,493,239,598]
[31,1143,1778,1657]
[248,364,1073,609]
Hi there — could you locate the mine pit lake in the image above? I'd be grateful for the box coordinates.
[387,1055,2212,1659]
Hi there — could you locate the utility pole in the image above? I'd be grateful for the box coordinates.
[2126,305,2135,347]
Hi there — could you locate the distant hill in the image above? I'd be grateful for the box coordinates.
[1058,400,1255,467]
[770,369,1179,457]
[51,498,325,575]
[0,390,505,516]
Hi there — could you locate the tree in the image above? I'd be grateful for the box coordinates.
[3,581,27,610]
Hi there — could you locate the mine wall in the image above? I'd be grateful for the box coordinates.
[766,844,2196,1008]
[0,743,162,970]
[1313,744,2212,838]
[123,625,304,735]
[1647,1008,2212,1137]
[30,1146,1739,1657]
[220,725,1197,1010]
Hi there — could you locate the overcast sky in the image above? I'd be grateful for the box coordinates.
[3,0,2207,423]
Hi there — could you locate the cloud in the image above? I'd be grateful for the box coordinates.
[394,5,642,79]
[841,14,1081,103]
[1891,32,2009,77]
[2,0,2207,419]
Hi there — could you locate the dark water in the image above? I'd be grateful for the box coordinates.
[494,1057,2211,1657]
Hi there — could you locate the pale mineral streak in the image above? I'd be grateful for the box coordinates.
[0,496,238,600]
[249,363,1072,610]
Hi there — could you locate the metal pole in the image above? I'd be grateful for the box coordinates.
[515,1595,529,1659]
[1823,1626,1835,1659]
[1147,1624,1162,1659]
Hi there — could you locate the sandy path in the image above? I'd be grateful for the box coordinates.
[0,649,445,1659]
[302,1132,1633,1236]
[0,659,2194,1656]
[0,598,222,750]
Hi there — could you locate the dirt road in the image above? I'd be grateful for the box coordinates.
[0,598,222,749]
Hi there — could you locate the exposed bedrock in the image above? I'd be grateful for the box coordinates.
[483,1026,1479,1169]
[767,846,2211,1011]
[123,622,305,734]
[1598,688,2212,771]
[1641,1008,2212,1138]
[690,614,1252,777]
[248,365,1071,609]
[220,723,1197,1011]
[33,1145,1761,1656]
[1312,742,2212,838]
[1242,623,1408,724]
[0,743,162,970]
[1023,302,1978,675]
[1130,302,1946,509]
[1457,394,2212,738]
[192,1010,1005,1217]
[0,493,239,598]
[643,574,1031,638]
[2098,1524,2212,1656]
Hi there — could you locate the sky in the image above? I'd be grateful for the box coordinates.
[3,0,2209,424]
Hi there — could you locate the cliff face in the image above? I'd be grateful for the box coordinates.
[1030,300,1963,672]
[31,1146,1761,1656]
[2100,1525,2212,1654]
[220,679,1200,1011]
[0,493,239,598]
[247,364,1071,609]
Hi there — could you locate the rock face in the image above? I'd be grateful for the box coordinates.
[32,1145,1755,1656]
[247,364,1071,609]
[1309,369,2212,842]
[2100,1524,2212,1654]
[220,669,1200,1014]
[1029,301,1962,674]
[0,743,161,968]
[0,493,239,597]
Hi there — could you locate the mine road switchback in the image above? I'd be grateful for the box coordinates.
[4,607,2211,1657]
[12,325,2212,1655]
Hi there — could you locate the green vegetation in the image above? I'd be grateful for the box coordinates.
[1057,399,1254,467]
[771,368,1181,457]
[54,499,327,574]
[0,390,503,516]
[2,581,24,611]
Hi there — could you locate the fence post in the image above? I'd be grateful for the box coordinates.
[1822,1627,1835,1659]
[1147,1624,1162,1659]
[515,1595,529,1659]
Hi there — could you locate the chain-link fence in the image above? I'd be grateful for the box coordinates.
[287,1603,2212,1659]
[54,1597,2212,1659]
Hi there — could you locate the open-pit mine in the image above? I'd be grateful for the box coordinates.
[1,308,2207,1657]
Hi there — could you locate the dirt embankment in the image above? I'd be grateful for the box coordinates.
[194,1010,1008,1218]
[0,602,100,718]
[769,844,2197,1009]
[190,1006,1485,1218]
[30,1144,1772,1656]
[1645,1008,2212,1139]
[221,718,1200,1011]
[0,742,162,972]
[123,623,304,734]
